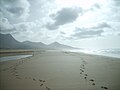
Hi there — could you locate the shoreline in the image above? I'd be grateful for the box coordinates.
[0,50,120,90]
[0,49,34,57]
[0,49,120,59]
[67,50,120,59]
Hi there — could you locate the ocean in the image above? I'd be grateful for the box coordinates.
[69,48,120,58]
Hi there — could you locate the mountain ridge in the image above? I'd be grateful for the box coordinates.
[0,33,28,49]
[48,41,78,49]
[0,33,78,49]
[23,41,48,49]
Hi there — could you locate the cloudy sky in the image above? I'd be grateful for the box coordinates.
[0,0,120,49]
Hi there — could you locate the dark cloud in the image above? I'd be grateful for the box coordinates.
[90,3,101,11]
[7,7,24,16]
[46,23,59,30]
[60,31,65,35]
[108,0,120,22]
[93,3,101,9]
[72,28,104,39]
[92,22,111,29]
[0,0,53,35]
[70,22,111,39]
[46,7,82,30]
[0,0,30,23]
[0,0,32,35]
[28,0,53,21]
[14,23,28,32]
[0,13,31,35]
[0,13,14,34]
[113,0,120,6]
[13,21,41,36]
[52,8,81,25]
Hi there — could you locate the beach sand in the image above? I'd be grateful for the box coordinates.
[0,50,120,90]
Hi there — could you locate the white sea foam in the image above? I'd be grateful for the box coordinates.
[68,48,120,58]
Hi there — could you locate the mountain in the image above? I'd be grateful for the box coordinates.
[23,41,47,49]
[48,42,78,49]
[0,33,78,49]
[0,33,28,49]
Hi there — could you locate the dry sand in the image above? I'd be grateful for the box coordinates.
[0,50,120,90]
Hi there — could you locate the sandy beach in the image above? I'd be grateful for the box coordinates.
[0,50,120,90]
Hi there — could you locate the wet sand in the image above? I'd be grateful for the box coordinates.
[0,50,120,90]
[0,49,34,57]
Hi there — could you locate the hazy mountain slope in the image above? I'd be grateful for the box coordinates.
[48,42,78,49]
[23,41,47,49]
[0,33,28,49]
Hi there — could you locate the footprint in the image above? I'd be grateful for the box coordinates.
[39,79,42,82]
[89,79,94,82]
[43,80,45,82]
[82,60,87,65]
[81,70,84,72]
[101,86,108,89]
[28,77,31,79]
[84,77,87,79]
[80,69,84,72]
[15,74,19,76]
[46,86,50,90]
[40,84,43,86]
[16,77,21,79]
[2,69,7,71]
[80,69,82,71]
[82,67,85,69]
[39,79,45,82]
[84,74,88,76]
[14,71,18,74]
[80,72,82,74]
[92,83,95,86]
[33,78,36,81]
[25,77,29,79]
[82,64,85,67]
[80,66,82,68]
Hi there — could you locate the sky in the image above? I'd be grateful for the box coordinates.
[0,0,120,49]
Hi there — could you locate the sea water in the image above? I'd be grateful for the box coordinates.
[69,48,120,58]
[0,55,32,62]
